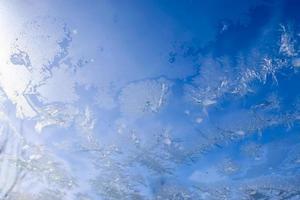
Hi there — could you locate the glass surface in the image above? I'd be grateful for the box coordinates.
[0,0,300,199]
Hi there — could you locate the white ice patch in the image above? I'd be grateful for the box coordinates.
[0,16,73,119]
[292,57,300,67]
[119,78,171,119]
[77,106,96,134]
[14,16,68,69]
[195,117,203,124]
[279,25,296,57]
[34,104,78,133]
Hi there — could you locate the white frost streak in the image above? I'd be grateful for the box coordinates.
[0,120,22,199]
[279,25,296,57]
[157,83,168,110]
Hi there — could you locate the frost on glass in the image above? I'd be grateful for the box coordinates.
[119,78,171,119]
[0,2,300,200]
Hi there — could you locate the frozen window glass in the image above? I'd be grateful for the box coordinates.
[1,0,300,199]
